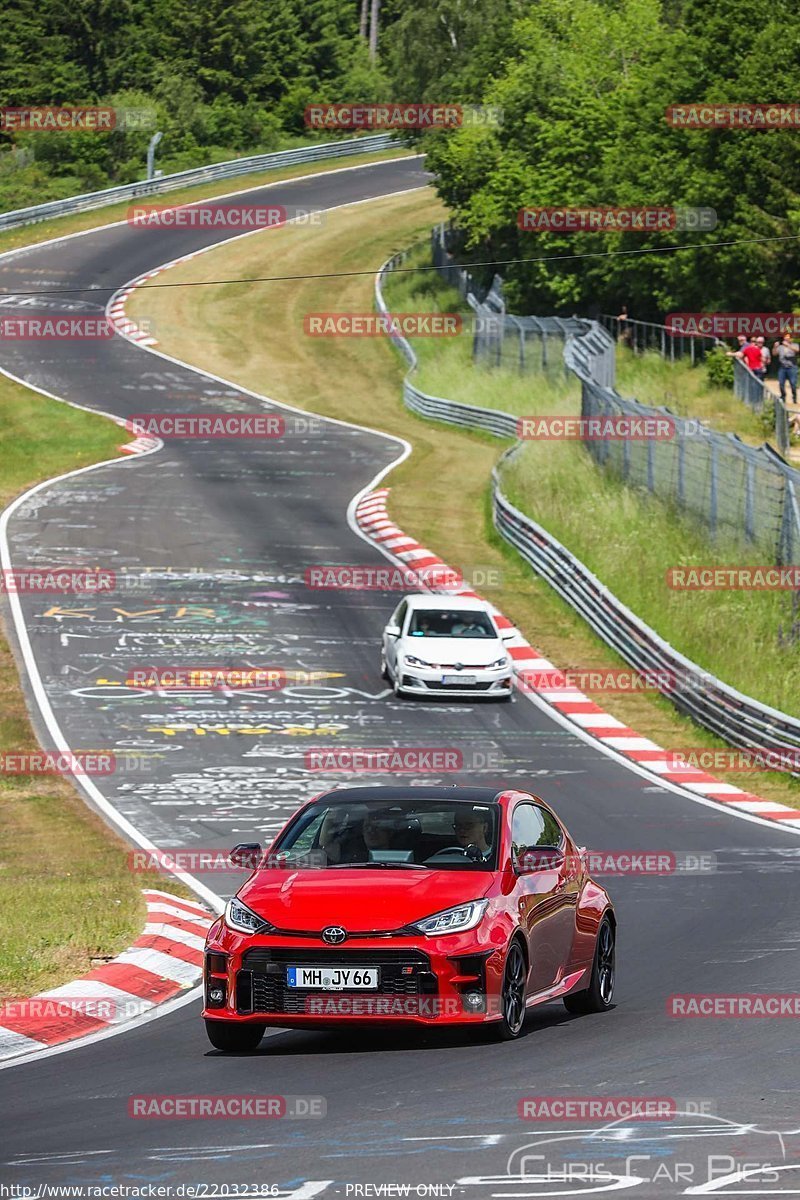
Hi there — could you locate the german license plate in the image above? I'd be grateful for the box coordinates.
[285,966,379,990]
[442,674,477,685]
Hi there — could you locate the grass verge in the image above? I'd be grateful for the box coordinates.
[127,190,800,810]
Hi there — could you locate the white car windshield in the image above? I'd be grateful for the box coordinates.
[407,610,496,638]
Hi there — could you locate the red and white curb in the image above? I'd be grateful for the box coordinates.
[356,488,800,829]
[119,434,161,455]
[108,246,226,352]
[0,889,211,1062]
[108,270,162,347]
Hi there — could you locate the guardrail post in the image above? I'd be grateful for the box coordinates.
[779,477,800,563]
[776,395,790,457]
[677,434,686,505]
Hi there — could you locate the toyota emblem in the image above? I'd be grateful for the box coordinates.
[322,925,347,945]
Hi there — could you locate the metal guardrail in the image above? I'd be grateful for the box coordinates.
[0,135,400,231]
[376,237,800,765]
[492,448,800,769]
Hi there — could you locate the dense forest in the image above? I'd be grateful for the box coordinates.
[2,0,799,318]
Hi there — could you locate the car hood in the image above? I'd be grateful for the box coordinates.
[398,636,506,667]
[238,868,493,933]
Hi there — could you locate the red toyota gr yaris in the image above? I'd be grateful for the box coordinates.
[203,786,616,1049]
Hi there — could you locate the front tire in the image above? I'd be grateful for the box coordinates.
[205,1019,266,1052]
[563,915,615,1015]
[491,939,527,1040]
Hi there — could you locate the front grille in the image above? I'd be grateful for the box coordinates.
[239,948,437,1015]
[422,679,494,691]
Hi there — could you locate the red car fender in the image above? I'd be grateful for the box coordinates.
[572,878,615,972]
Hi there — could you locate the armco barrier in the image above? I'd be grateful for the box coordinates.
[375,247,800,769]
[0,135,400,231]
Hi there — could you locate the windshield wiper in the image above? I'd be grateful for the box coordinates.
[327,861,427,870]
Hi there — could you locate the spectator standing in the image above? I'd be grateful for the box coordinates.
[617,305,633,348]
[726,334,750,358]
[772,331,799,404]
[757,336,770,375]
[740,338,764,379]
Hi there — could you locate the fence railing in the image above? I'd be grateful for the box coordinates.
[601,313,719,364]
[601,313,793,459]
[375,234,800,767]
[0,135,401,231]
[733,358,792,457]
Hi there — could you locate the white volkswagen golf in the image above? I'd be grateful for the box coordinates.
[381,594,515,699]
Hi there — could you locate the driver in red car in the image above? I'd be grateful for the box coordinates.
[453,809,493,859]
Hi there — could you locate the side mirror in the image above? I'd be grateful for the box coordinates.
[229,842,263,869]
[385,623,401,638]
[501,629,516,641]
[516,847,564,874]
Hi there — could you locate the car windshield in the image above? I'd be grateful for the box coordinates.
[407,609,497,639]
[271,798,499,870]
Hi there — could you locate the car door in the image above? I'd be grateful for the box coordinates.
[511,802,577,992]
[384,599,407,675]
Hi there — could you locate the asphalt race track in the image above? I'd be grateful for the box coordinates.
[1,157,799,1197]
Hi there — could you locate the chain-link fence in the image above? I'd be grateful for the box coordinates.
[431,223,800,563]
[431,224,584,378]
[601,313,793,457]
[576,373,800,563]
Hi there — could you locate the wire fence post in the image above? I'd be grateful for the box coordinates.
[709,440,718,538]
[744,459,755,542]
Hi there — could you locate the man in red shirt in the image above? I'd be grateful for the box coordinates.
[740,339,766,380]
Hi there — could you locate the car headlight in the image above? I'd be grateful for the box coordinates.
[403,654,432,668]
[489,656,510,669]
[410,899,489,937]
[224,897,272,935]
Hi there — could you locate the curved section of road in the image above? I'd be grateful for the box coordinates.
[0,158,798,1194]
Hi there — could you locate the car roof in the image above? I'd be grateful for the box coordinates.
[402,594,492,612]
[313,785,506,805]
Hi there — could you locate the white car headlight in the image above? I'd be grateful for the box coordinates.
[489,656,510,668]
[403,654,432,668]
[410,899,488,937]
[224,897,271,935]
